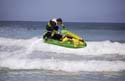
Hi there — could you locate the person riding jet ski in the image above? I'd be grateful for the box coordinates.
[43,18,84,47]
[43,18,65,40]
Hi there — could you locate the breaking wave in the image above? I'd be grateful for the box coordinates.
[0,37,125,72]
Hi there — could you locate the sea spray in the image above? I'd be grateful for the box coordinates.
[0,37,125,72]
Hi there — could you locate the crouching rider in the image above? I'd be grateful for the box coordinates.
[43,18,84,47]
[43,18,65,40]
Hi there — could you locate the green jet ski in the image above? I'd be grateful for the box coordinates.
[43,29,87,48]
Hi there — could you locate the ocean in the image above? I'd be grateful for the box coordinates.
[0,21,125,81]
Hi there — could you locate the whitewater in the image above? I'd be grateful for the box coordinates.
[0,24,125,72]
[0,37,125,72]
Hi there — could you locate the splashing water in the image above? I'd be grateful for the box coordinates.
[0,37,125,72]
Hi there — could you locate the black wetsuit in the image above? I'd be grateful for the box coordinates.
[43,22,62,40]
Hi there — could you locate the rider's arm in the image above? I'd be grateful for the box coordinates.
[61,23,66,29]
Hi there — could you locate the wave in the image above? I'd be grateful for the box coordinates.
[0,58,125,72]
[0,37,125,56]
[0,37,125,72]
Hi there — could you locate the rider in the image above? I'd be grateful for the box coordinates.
[43,18,65,40]
[43,18,84,47]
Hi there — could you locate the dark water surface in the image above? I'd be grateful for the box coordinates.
[0,21,125,41]
[0,70,125,81]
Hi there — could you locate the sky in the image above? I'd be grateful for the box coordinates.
[0,0,125,23]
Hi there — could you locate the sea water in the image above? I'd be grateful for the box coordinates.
[0,21,125,81]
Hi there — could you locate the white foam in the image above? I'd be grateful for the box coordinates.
[37,40,125,56]
[0,37,125,57]
[0,37,125,72]
[0,58,125,72]
[24,38,125,56]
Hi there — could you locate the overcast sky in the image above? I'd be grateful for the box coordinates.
[0,0,125,22]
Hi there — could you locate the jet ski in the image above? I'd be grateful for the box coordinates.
[43,29,87,48]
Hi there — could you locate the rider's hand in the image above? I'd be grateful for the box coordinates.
[57,32,60,34]
[61,23,64,27]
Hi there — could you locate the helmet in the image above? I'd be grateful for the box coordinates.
[50,20,56,27]
[57,18,63,23]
